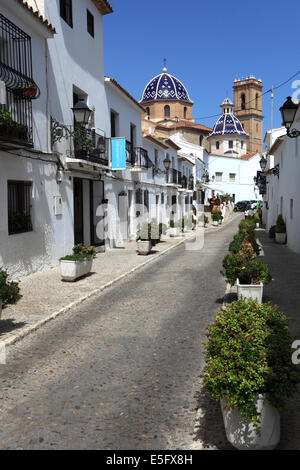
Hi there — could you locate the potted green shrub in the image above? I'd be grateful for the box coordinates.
[168,219,180,237]
[60,244,96,281]
[201,299,300,450]
[275,214,286,244]
[0,268,22,318]
[269,225,276,239]
[212,210,221,226]
[221,241,272,304]
[254,212,260,228]
[136,222,152,255]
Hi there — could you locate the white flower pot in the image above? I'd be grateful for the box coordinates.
[213,221,218,226]
[168,228,180,237]
[137,240,152,255]
[60,258,93,281]
[237,278,263,304]
[256,223,259,228]
[275,232,286,244]
[221,395,280,450]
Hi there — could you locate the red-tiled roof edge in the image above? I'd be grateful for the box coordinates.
[143,133,169,150]
[18,1,56,33]
[239,152,258,160]
[92,0,114,15]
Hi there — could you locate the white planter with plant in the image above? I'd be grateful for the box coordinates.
[220,394,280,450]
[237,278,263,304]
[275,214,286,244]
[60,257,93,281]
[201,299,300,450]
[137,240,152,255]
[275,233,286,244]
[60,244,95,281]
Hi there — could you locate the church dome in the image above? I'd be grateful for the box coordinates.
[210,97,248,137]
[140,68,192,103]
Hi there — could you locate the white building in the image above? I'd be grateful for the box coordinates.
[0,0,57,278]
[0,0,114,278]
[104,76,192,246]
[204,97,262,203]
[263,120,300,253]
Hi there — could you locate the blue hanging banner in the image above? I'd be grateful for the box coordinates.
[111,138,126,170]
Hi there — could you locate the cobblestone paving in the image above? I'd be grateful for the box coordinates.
[0,217,242,450]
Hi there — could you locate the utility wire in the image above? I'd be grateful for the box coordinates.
[193,68,300,121]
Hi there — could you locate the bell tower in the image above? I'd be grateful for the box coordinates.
[233,76,263,153]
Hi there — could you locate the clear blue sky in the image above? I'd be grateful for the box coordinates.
[103,0,300,135]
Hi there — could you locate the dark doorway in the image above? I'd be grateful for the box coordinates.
[74,178,84,244]
[90,180,104,246]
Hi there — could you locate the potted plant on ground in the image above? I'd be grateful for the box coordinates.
[275,214,286,244]
[168,219,180,237]
[59,244,96,281]
[0,268,22,318]
[200,298,300,450]
[212,210,221,226]
[221,240,272,304]
[254,212,260,228]
[136,222,152,255]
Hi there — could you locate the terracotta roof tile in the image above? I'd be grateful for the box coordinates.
[92,0,114,15]
[18,1,56,33]
[239,152,258,160]
[156,120,212,133]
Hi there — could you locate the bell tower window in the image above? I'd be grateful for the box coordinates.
[241,93,246,110]
[146,107,150,119]
[164,105,170,118]
[184,107,187,119]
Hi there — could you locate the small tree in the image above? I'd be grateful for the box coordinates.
[275,214,286,234]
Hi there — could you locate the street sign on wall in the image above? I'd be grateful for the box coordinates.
[111,137,126,170]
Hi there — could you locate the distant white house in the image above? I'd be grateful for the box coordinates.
[205,152,262,203]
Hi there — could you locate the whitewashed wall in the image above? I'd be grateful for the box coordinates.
[206,154,261,202]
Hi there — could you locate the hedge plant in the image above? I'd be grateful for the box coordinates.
[200,299,300,428]
[275,214,286,234]
[0,268,22,306]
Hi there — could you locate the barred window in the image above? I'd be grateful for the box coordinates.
[8,181,32,235]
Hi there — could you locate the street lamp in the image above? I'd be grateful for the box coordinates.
[71,100,93,126]
[259,156,267,172]
[51,100,94,147]
[163,156,171,171]
[280,96,299,138]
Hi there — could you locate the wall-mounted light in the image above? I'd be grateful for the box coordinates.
[280,96,300,138]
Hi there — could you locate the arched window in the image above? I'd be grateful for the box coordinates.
[241,93,246,110]
[184,107,187,119]
[255,93,258,110]
[199,135,203,146]
[146,107,150,118]
[164,105,170,118]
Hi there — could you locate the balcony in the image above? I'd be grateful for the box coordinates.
[0,14,40,148]
[73,128,109,167]
[167,168,181,187]
[126,141,152,171]
[179,174,188,189]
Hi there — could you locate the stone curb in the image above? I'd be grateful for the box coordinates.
[3,233,196,348]
[3,214,238,348]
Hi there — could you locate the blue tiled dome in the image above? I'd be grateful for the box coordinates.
[141,68,192,103]
[210,113,248,137]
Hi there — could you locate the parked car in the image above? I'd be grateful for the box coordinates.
[234,201,249,212]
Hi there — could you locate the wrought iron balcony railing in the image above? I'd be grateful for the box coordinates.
[126,141,152,169]
[0,14,40,147]
[73,128,109,166]
[168,168,181,185]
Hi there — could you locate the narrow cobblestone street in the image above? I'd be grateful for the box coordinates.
[0,218,241,450]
